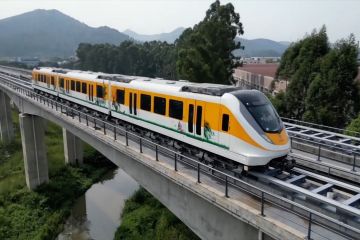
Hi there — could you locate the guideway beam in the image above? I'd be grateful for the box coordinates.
[63,128,83,165]
[0,90,14,143]
[19,113,48,190]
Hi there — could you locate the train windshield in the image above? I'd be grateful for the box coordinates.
[232,90,282,133]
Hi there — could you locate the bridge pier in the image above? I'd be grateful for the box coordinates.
[63,128,83,165]
[19,113,48,190]
[0,90,14,143]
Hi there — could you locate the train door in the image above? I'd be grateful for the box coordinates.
[66,79,70,94]
[128,90,138,116]
[187,100,195,136]
[88,84,94,102]
[195,101,205,138]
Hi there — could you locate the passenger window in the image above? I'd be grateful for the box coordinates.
[60,78,64,88]
[188,104,194,133]
[76,82,81,92]
[51,77,55,85]
[169,100,183,120]
[96,85,104,98]
[222,114,229,132]
[154,97,166,115]
[81,83,87,94]
[116,89,125,104]
[196,106,202,135]
[71,80,75,91]
[140,94,151,111]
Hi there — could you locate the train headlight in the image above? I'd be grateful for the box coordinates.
[261,134,273,144]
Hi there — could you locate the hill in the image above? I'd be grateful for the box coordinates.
[234,37,290,57]
[0,9,130,58]
[124,27,185,43]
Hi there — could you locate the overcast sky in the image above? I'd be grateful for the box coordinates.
[0,0,359,42]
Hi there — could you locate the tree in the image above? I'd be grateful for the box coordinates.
[346,114,360,136]
[304,34,359,127]
[275,26,330,119]
[176,0,244,84]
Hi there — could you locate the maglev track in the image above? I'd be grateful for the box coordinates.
[1,66,360,239]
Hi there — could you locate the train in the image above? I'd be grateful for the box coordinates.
[32,67,291,172]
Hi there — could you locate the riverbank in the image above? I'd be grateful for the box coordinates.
[114,188,200,240]
[0,110,115,239]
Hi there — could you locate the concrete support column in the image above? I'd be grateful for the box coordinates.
[0,90,14,143]
[19,113,48,190]
[63,128,83,165]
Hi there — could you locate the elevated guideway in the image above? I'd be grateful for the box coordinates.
[0,68,360,239]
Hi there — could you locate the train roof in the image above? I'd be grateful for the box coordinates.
[33,67,243,96]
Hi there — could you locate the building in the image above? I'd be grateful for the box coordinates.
[233,63,287,94]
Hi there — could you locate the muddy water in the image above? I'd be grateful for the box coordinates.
[57,168,139,240]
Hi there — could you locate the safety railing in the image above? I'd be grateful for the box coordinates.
[289,136,360,172]
[0,75,359,240]
[282,117,360,138]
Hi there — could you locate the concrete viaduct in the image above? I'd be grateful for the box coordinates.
[0,74,317,240]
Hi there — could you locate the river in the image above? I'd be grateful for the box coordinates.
[57,168,139,240]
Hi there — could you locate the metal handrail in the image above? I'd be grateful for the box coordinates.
[290,136,359,171]
[0,75,359,239]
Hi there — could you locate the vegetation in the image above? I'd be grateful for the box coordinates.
[0,109,115,240]
[76,0,243,84]
[115,188,200,240]
[346,115,360,136]
[76,41,177,79]
[274,26,359,128]
[176,0,243,84]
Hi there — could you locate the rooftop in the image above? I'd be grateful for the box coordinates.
[236,63,279,78]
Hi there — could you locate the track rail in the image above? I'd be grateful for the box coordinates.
[250,167,360,219]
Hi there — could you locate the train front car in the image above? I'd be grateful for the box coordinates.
[222,90,291,171]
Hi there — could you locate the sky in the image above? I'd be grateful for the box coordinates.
[0,0,359,42]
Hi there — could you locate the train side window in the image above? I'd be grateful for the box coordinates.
[96,85,104,98]
[51,77,55,85]
[169,100,183,120]
[154,96,166,115]
[140,94,151,111]
[81,83,87,94]
[196,106,202,135]
[116,89,125,104]
[76,81,81,92]
[60,78,64,88]
[222,114,229,132]
[71,80,75,91]
[188,104,194,133]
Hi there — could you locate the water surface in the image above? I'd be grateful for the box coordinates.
[57,168,139,240]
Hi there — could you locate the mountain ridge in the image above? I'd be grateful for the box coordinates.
[0,9,290,58]
[0,9,130,58]
[124,27,185,43]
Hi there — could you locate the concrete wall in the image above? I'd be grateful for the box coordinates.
[0,90,14,143]
[19,113,48,190]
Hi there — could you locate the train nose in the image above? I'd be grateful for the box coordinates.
[265,129,289,145]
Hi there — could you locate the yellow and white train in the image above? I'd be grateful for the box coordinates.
[32,67,291,170]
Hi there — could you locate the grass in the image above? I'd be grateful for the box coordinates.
[0,109,115,239]
[114,188,200,240]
